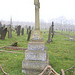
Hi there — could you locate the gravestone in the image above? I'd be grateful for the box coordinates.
[27,30,31,41]
[21,28,24,35]
[17,25,21,36]
[8,26,12,38]
[27,28,28,34]
[15,26,17,33]
[0,27,3,35]
[47,22,54,43]
[0,22,2,27]
[0,28,7,40]
[22,0,49,75]
[51,21,54,39]
[0,27,3,38]
[29,26,31,31]
[47,26,52,43]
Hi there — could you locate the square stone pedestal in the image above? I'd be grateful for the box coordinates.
[22,55,49,75]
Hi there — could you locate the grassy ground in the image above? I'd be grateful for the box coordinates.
[0,30,75,75]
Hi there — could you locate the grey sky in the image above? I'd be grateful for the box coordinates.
[0,0,75,22]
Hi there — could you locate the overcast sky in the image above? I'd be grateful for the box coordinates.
[0,0,75,22]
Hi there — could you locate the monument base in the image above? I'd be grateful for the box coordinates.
[22,56,50,75]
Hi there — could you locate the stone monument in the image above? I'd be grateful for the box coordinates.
[22,0,49,75]
[8,18,12,38]
[17,25,21,36]
[1,28,7,40]
[21,28,24,35]
[8,26,12,38]
[0,22,2,28]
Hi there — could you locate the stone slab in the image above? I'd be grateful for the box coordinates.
[25,50,47,61]
[28,42,45,51]
[22,56,49,75]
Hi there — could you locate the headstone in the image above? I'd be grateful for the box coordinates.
[22,0,49,75]
[15,26,17,33]
[27,30,31,41]
[29,26,31,31]
[21,28,24,35]
[0,28,7,40]
[47,21,54,43]
[27,28,28,34]
[51,21,54,39]
[0,27,3,35]
[47,26,52,43]
[8,26,12,38]
[0,27,3,38]
[17,25,21,36]
[0,22,2,27]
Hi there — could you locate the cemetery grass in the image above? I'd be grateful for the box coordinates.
[0,30,75,75]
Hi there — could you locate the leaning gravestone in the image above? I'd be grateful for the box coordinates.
[0,28,7,40]
[17,25,21,36]
[21,28,24,35]
[47,21,54,43]
[22,0,49,75]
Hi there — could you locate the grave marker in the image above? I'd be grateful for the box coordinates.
[21,28,24,35]
[17,25,21,36]
[1,28,7,40]
[22,0,49,75]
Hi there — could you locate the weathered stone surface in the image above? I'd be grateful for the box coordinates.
[22,56,49,75]
[30,30,43,41]
[0,27,3,35]
[0,22,2,27]
[8,27,12,38]
[28,42,45,51]
[1,28,7,40]
[21,28,24,35]
[22,0,50,74]
[27,30,31,41]
[17,25,21,36]
[25,50,47,61]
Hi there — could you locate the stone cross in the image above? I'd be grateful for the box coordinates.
[34,0,40,30]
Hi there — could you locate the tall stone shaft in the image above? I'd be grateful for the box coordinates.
[34,0,40,30]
